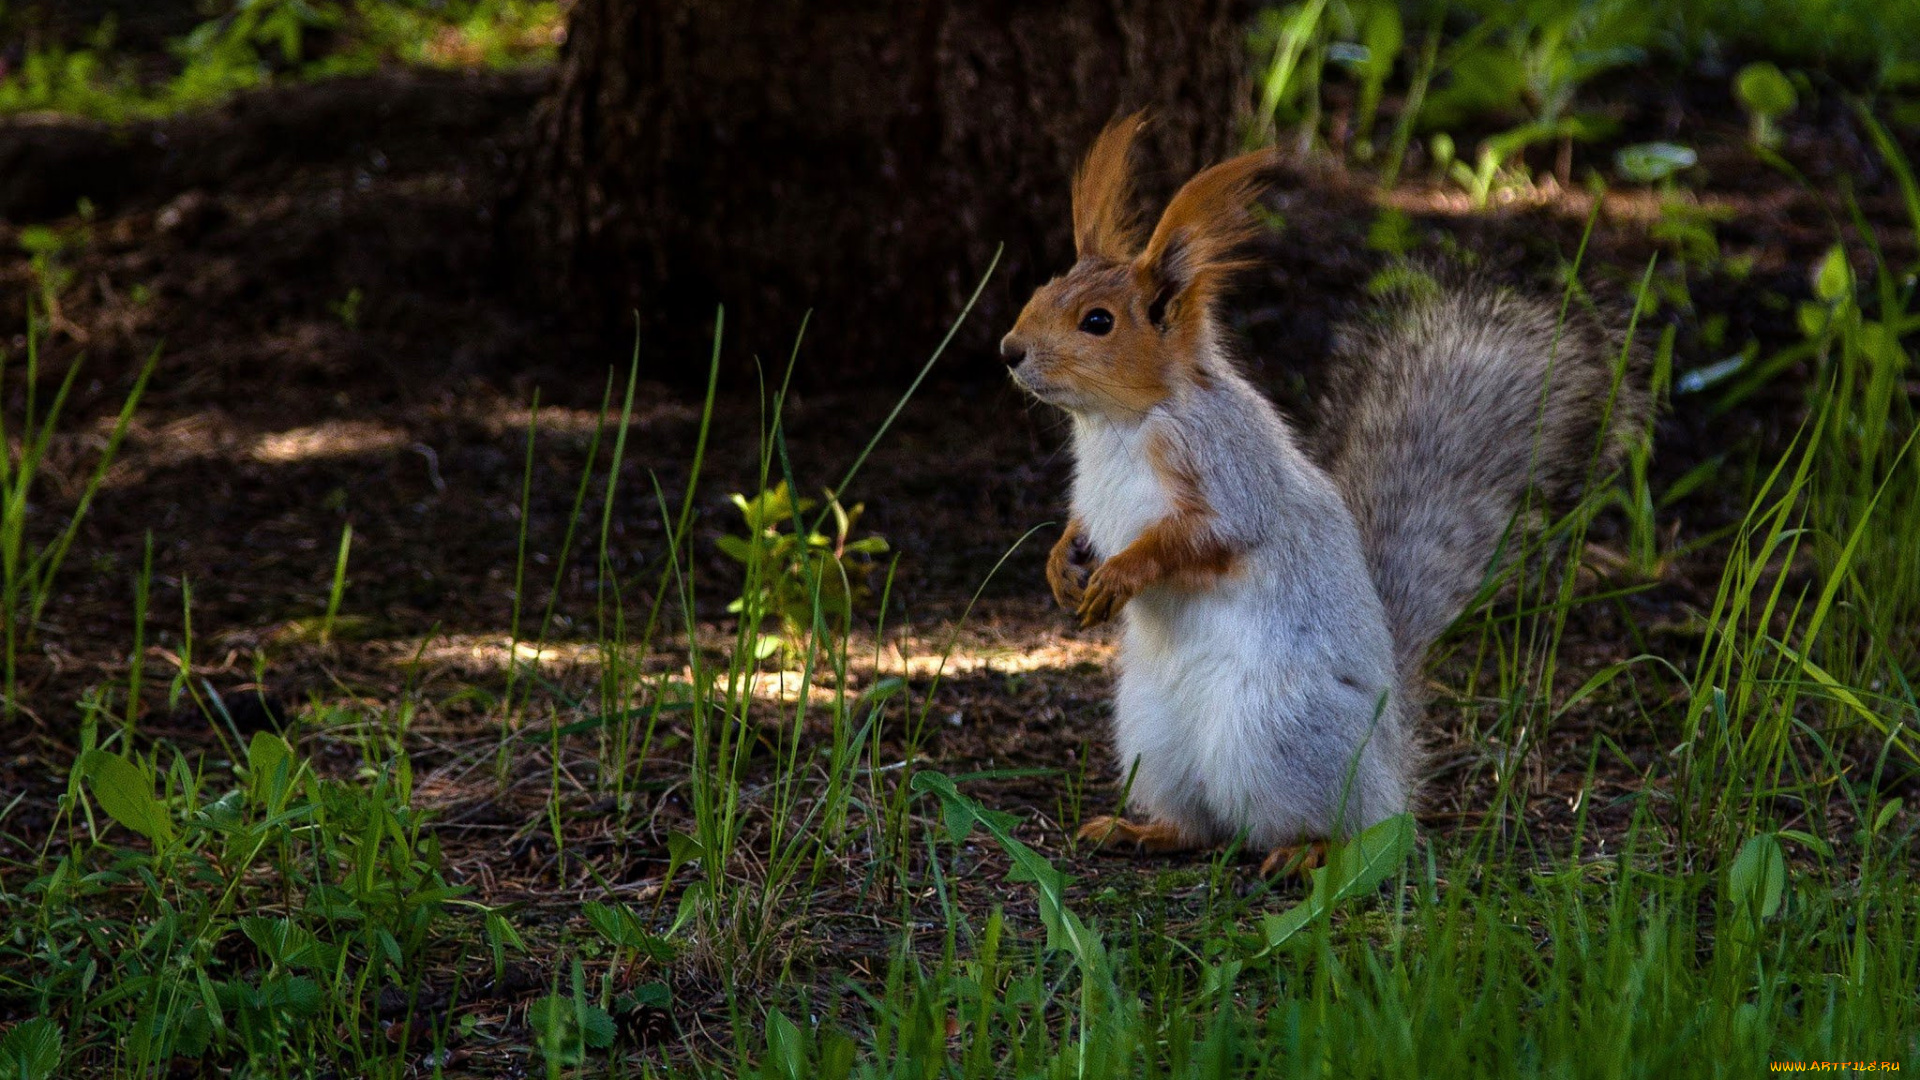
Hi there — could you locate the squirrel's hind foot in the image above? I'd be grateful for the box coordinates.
[1259,840,1328,878]
[1075,815,1201,854]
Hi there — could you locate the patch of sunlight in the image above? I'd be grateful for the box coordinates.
[371,629,1114,709]
[1377,181,1804,237]
[401,635,602,671]
[877,638,1111,679]
[251,420,410,464]
[478,401,699,439]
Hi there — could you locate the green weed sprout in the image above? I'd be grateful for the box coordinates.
[716,481,888,662]
[1735,62,1798,149]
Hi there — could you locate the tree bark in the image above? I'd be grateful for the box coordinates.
[514,0,1251,384]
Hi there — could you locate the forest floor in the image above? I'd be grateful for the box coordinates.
[1,63,1916,1075]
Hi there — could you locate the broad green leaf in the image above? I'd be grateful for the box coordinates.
[1321,812,1418,904]
[582,900,629,944]
[1366,209,1417,256]
[175,1004,212,1058]
[262,974,322,1015]
[1361,3,1403,80]
[582,901,676,961]
[240,916,317,968]
[82,751,173,846]
[1797,300,1830,338]
[246,731,295,809]
[528,994,586,1066]
[666,831,705,874]
[1813,245,1851,302]
[247,730,289,784]
[1262,813,1418,953]
[1777,829,1831,859]
[763,1009,807,1080]
[0,1017,62,1080]
[632,981,671,1009]
[1728,833,1786,923]
[579,1003,616,1049]
[1615,142,1697,183]
[1734,62,1796,117]
[1260,901,1319,951]
[1873,798,1904,836]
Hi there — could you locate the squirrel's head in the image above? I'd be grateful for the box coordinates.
[1002,114,1278,418]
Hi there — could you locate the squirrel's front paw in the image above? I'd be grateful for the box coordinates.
[1077,556,1146,627]
[1047,530,1096,611]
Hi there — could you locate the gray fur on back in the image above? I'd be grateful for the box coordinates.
[1316,281,1649,683]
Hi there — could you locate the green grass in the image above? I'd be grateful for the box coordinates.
[1253,0,1920,199]
[0,0,561,123]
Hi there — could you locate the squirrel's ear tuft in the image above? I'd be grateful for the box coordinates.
[1134,148,1280,327]
[1072,112,1148,262]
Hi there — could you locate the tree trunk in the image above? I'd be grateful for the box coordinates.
[514,0,1251,384]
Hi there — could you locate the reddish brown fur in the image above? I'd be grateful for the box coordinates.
[1007,263,1176,414]
[1134,148,1280,352]
[1002,126,1279,421]
[1071,113,1148,262]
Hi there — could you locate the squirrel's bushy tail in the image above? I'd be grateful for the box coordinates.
[1317,278,1648,681]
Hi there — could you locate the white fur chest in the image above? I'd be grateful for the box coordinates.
[1069,416,1173,558]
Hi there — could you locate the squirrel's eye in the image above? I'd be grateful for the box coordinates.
[1079,308,1115,336]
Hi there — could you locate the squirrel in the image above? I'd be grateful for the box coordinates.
[1000,114,1646,874]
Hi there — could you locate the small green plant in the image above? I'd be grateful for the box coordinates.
[528,961,615,1072]
[1735,61,1799,149]
[15,721,505,1075]
[716,481,888,661]
[328,287,364,329]
[1365,207,1420,255]
[1447,120,1589,206]
[0,319,154,718]
[1253,0,1334,149]
[1339,1,1403,161]
[1615,141,1699,186]
[319,522,353,643]
[16,225,83,331]
[0,20,137,121]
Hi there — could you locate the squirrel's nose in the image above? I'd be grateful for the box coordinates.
[1000,335,1027,369]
